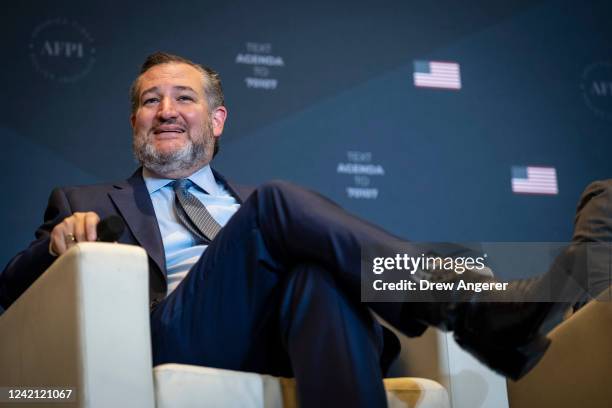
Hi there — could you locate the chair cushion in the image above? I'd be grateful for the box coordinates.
[154,363,450,408]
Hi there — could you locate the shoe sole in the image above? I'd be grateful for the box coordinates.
[454,329,551,380]
[453,300,568,380]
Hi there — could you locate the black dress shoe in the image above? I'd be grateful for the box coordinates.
[452,296,566,380]
[401,246,583,380]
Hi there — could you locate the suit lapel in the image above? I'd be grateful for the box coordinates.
[109,169,166,279]
[106,167,249,284]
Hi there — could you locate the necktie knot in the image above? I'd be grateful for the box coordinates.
[173,179,193,193]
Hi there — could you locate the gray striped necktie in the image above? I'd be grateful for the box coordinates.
[172,179,222,242]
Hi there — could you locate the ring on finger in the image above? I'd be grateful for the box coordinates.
[66,233,77,243]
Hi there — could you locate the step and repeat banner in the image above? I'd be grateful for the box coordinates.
[2,0,612,275]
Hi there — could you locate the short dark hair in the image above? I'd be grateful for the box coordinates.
[130,52,224,156]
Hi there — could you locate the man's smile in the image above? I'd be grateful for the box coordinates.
[153,125,186,134]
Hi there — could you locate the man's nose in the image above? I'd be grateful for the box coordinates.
[157,97,178,120]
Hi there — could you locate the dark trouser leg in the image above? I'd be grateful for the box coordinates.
[279,264,387,408]
[151,262,387,407]
[150,194,390,406]
[237,180,419,332]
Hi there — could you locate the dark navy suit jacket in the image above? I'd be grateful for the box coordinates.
[0,168,252,309]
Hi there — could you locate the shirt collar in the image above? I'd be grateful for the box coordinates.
[142,165,220,196]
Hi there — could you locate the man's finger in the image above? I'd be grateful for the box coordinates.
[61,218,78,247]
[50,226,67,255]
[73,214,87,243]
[63,216,75,233]
[85,212,100,241]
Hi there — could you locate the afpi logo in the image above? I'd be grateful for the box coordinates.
[581,62,612,120]
[29,18,96,83]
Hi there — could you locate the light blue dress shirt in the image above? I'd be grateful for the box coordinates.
[142,166,240,295]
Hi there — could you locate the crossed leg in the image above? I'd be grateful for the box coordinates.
[150,181,405,407]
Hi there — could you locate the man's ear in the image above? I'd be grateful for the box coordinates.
[211,106,228,137]
[130,114,136,129]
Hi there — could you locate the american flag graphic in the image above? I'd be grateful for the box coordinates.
[511,166,558,195]
[413,60,462,90]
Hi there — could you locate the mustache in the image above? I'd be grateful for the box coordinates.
[151,119,187,132]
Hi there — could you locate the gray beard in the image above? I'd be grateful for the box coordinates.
[133,133,211,177]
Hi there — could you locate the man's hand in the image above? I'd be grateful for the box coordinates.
[50,212,100,255]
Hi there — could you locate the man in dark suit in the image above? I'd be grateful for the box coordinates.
[0,52,572,407]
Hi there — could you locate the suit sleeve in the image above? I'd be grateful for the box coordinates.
[571,180,612,305]
[573,180,612,243]
[0,187,74,309]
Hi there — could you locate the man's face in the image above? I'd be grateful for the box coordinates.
[130,62,226,178]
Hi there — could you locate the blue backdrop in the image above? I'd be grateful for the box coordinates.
[2,0,612,275]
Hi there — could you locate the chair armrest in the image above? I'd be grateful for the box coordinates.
[0,242,154,408]
[507,287,612,408]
